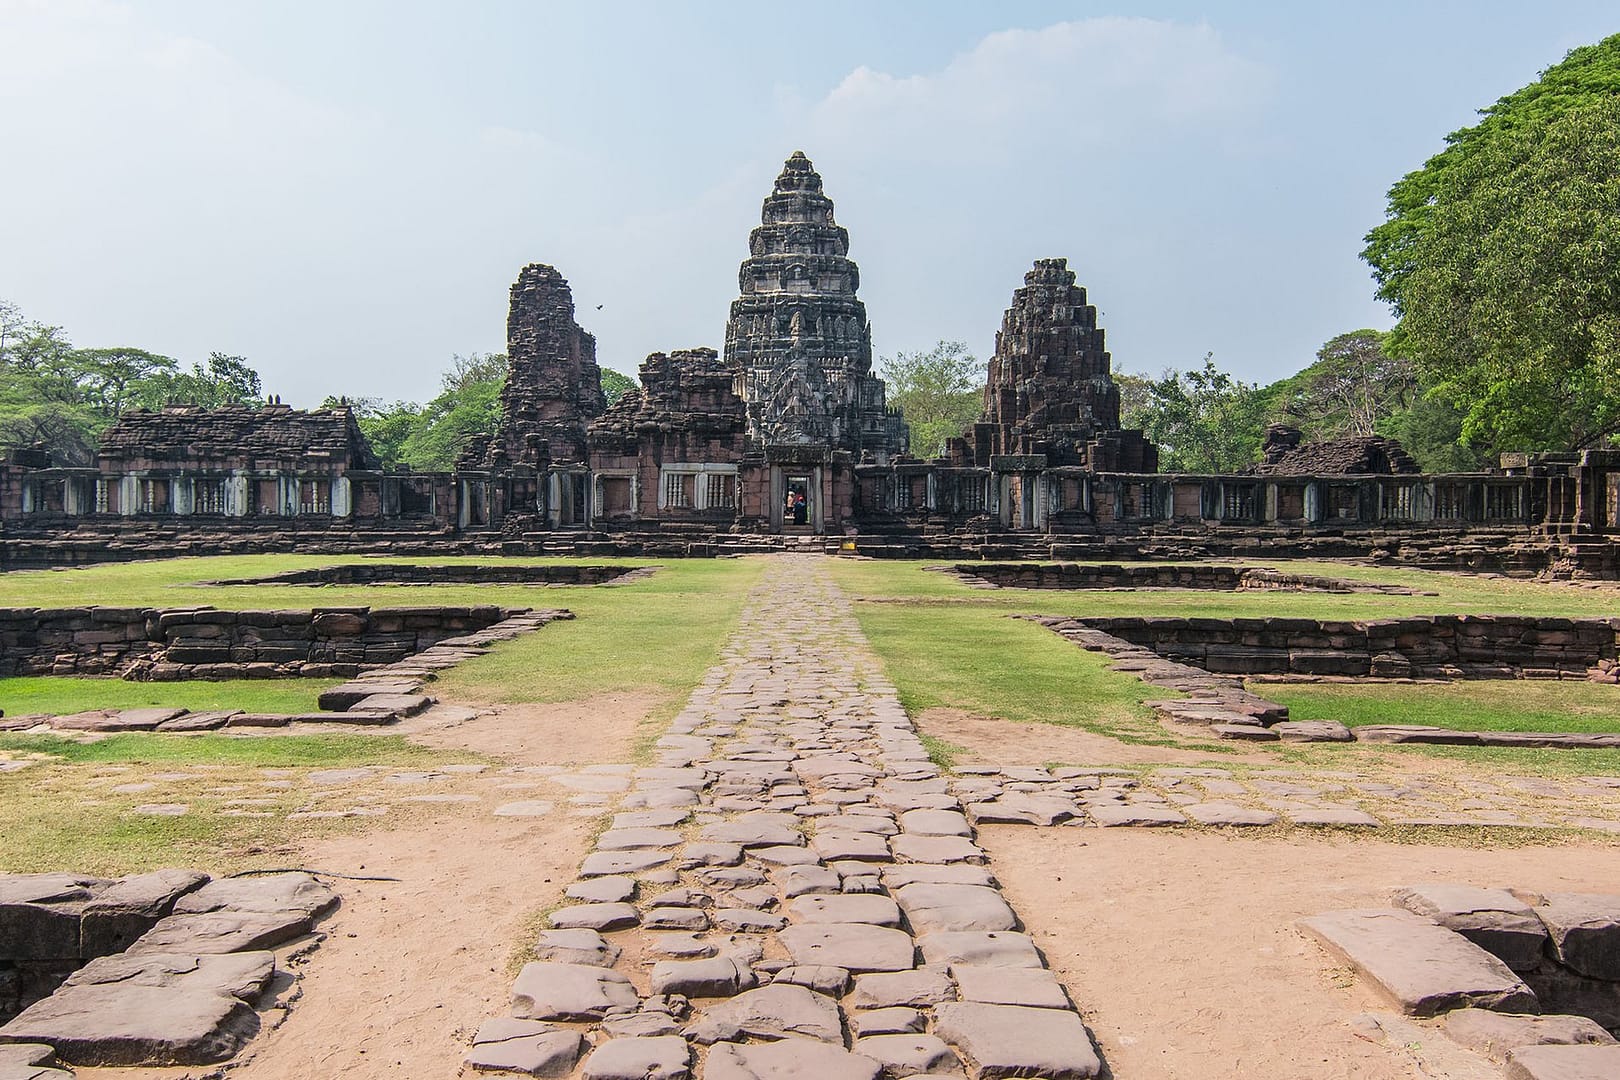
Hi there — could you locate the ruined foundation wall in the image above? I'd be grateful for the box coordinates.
[1082,614,1620,679]
[0,605,517,680]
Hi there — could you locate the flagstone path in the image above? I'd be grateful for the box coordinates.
[466,555,1107,1078]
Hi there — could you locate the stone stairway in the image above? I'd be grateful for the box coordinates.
[465,555,1103,1078]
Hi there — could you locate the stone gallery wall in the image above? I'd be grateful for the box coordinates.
[0,605,518,679]
[1082,614,1620,678]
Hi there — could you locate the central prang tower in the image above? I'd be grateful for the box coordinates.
[723,151,907,458]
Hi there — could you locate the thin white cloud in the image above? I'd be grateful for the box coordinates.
[809,17,1270,158]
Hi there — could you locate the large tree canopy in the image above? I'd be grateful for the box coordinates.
[1363,34,1620,453]
[1121,355,1267,473]
[878,340,985,458]
[0,300,265,464]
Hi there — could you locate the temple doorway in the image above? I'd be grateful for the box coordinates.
[785,474,813,529]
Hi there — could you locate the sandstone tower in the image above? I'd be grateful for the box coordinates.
[969,258,1157,472]
[482,263,605,468]
[723,151,907,458]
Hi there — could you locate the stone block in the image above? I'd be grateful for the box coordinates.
[81,869,210,957]
[934,1002,1101,1078]
[1393,884,1549,971]
[1535,894,1620,980]
[1299,908,1537,1017]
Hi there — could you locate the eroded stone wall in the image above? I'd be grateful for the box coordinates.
[0,605,518,680]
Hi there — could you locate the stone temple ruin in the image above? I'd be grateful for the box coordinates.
[2,151,1619,575]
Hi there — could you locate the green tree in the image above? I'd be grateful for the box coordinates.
[1267,330,1418,439]
[1121,354,1267,472]
[1363,34,1620,453]
[601,368,636,406]
[878,340,985,457]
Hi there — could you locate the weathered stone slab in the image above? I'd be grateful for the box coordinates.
[779,865,842,897]
[1506,1044,1620,1080]
[1286,806,1381,827]
[700,818,804,848]
[1299,908,1537,1016]
[1393,884,1549,971]
[464,1017,584,1076]
[565,876,636,904]
[919,932,1043,970]
[580,850,671,877]
[852,1007,927,1035]
[881,865,996,890]
[890,835,984,864]
[650,955,756,998]
[850,968,957,1009]
[0,951,274,1066]
[0,1043,66,1077]
[771,965,851,996]
[900,809,974,836]
[854,1033,961,1076]
[778,924,916,973]
[811,831,892,863]
[950,964,1069,1009]
[580,1035,692,1080]
[154,711,238,732]
[127,910,312,954]
[686,983,843,1044]
[895,884,1017,934]
[1534,894,1620,980]
[597,827,683,850]
[171,872,335,920]
[705,1039,883,1080]
[510,962,638,1021]
[1272,720,1353,742]
[79,869,210,957]
[788,894,902,927]
[934,1002,1101,1078]
[533,928,621,968]
[548,902,639,932]
[965,795,1076,827]
[1184,802,1279,827]
[1087,803,1185,827]
[1442,1009,1616,1064]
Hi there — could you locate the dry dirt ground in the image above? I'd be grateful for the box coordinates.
[64,691,1620,1080]
[76,692,656,1080]
[987,826,1620,1080]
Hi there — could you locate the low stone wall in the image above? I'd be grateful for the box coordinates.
[0,605,518,680]
[204,562,646,586]
[1081,614,1620,678]
[957,562,1417,593]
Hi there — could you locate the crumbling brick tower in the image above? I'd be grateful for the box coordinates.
[482,263,605,468]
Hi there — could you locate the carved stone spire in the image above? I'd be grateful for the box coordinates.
[723,152,907,457]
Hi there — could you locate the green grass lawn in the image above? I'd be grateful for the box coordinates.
[0,556,767,725]
[849,602,1182,746]
[1,676,332,717]
[1257,679,1620,733]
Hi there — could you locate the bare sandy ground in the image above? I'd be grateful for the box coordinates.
[985,826,1620,1080]
[77,692,653,1080]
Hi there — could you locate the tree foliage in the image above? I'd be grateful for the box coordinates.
[0,300,265,464]
[1363,33,1620,453]
[878,340,985,458]
[1267,330,1418,438]
[601,368,636,406]
[1121,355,1267,473]
[343,357,637,472]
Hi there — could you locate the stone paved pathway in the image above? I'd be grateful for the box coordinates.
[467,555,1105,1078]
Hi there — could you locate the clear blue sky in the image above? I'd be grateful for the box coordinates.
[1,1,1614,405]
